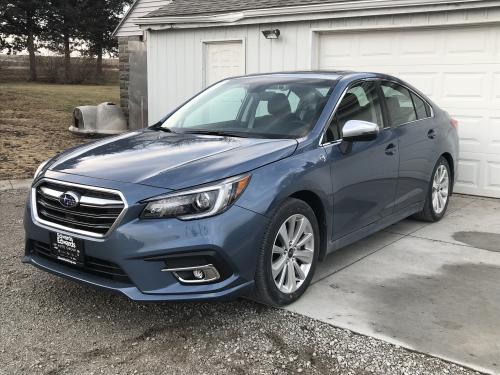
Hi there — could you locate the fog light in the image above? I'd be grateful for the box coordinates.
[162,264,221,284]
[193,269,205,280]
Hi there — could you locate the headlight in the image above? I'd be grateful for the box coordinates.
[141,175,251,220]
[34,159,50,180]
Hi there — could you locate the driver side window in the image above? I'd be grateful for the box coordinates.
[324,81,383,143]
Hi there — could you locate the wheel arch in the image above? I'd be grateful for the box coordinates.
[289,190,328,262]
[441,152,455,194]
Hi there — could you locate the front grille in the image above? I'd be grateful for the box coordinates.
[34,180,125,237]
[32,241,131,283]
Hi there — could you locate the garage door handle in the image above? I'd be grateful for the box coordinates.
[428,129,437,139]
[385,143,397,155]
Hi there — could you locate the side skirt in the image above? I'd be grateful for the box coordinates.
[325,202,423,256]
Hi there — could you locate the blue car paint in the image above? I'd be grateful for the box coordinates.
[23,72,459,302]
[50,130,299,190]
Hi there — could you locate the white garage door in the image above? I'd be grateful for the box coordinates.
[318,25,500,198]
[204,41,245,87]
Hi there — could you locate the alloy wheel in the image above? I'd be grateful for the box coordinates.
[271,214,315,294]
[432,164,449,214]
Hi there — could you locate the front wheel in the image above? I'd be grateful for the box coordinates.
[253,198,319,306]
[413,156,451,222]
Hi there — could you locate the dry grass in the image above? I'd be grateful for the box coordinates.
[0,83,119,180]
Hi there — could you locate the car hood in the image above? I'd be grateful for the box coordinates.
[48,130,298,190]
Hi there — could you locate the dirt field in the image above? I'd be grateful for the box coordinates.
[0,83,119,180]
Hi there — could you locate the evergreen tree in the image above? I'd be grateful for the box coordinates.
[0,0,48,81]
[80,0,133,81]
[44,0,84,82]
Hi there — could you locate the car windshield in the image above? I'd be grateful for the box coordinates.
[160,76,337,139]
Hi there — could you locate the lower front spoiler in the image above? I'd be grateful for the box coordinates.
[23,255,255,302]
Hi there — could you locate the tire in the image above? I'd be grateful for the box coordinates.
[413,156,452,222]
[253,198,320,307]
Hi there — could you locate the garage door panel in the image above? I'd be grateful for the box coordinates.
[444,28,489,56]
[455,114,486,153]
[318,35,355,67]
[400,32,437,56]
[488,117,500,154]
[494,73,500,100]
[442,73,485,100]
[318,25,500,198]
[459,154,500,196]
[359,34,393,57]
[486,158,500,194]
[456,154,481,193]
[397,72,437,96]
[496,29,500,55]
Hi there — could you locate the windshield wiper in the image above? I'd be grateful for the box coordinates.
[157,127,177,133]
[150,122,177,133]
[150,123,177,134]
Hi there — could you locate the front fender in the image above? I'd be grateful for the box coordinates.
[235,147,333,237]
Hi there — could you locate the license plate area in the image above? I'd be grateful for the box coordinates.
[50,232,84,266]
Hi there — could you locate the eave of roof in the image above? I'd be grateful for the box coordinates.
[133,0,496,29]
[112,0,140,38]
[146,0,356,18]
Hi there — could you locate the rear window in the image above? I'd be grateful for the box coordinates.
[411,93,428,120]
[381,82,418,126]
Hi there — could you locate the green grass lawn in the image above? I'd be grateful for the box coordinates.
[0,83,119,180]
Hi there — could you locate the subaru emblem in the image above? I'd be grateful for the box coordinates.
[59,191,81,209]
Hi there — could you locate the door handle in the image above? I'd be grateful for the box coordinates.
[428,129,437,139]
[385,143,397,156]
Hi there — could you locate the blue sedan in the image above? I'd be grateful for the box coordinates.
[23,72,459,306]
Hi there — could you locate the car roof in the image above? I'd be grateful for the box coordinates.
[225,71,432,103]
[231,70,397,82]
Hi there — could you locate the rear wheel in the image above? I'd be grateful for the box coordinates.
[413,156,451,222]
[254,198,319,306]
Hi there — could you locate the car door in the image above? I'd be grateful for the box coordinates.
[322,80,399,240]
[380,81,436,212]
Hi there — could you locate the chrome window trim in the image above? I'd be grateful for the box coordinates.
[392,117,432,127]
[319,78,389,147]
[31,178,128,240]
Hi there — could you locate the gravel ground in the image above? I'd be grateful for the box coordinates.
[0,188,481,375]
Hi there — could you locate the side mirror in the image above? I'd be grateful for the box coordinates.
[342,120,379,142]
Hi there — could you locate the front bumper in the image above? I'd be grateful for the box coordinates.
[23,172,268,302]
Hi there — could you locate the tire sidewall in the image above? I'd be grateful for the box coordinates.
[429,157,451,221]
[260,199,320,305]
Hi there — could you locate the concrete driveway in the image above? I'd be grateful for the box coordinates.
[287,195,500,374]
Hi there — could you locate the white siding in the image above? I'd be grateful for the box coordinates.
[147,22,316,122]
[115,0,170,37]
[146,6,500,198]
[147,7,500,123]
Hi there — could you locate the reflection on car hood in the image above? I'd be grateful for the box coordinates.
[48,130,298,190]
